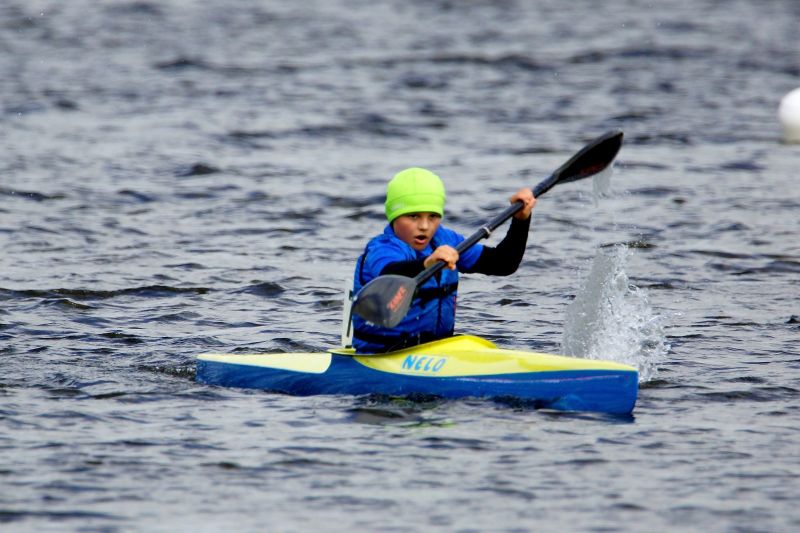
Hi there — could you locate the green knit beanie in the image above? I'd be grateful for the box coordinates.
[384,167,446,222]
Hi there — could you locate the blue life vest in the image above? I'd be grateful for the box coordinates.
[352,224,483,353]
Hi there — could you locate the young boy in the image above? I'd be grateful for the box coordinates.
[352,167,535,353]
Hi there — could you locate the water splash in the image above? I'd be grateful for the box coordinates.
[592,163,613,202]
[561,245,667,382]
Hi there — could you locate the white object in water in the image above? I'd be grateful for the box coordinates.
[778,87,800,143]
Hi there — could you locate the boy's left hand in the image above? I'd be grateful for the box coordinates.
[510,188,536,220]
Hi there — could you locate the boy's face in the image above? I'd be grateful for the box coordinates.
[392,212,442,251]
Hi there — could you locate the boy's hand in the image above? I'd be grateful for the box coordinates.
[510,188,536,220]
[424,245,459,270]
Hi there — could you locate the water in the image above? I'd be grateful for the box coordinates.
[2,0,799,531]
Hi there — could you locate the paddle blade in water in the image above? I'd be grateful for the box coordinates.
[352,275,416,328]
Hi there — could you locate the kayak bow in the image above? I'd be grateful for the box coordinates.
[196,335,638,415]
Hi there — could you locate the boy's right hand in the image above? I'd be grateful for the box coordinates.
[424,245,459,270]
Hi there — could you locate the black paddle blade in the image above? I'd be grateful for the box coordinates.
[351,275,416,328]
[555,130,623,184]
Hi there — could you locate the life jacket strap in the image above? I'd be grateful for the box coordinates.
[415,282,458,302]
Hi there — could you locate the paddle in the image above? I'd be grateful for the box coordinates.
[352,130,624,328]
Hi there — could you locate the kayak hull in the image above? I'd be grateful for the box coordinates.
[196,335,638,415]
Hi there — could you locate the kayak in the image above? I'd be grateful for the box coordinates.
[196,335,638,415]
[197,133,634,413]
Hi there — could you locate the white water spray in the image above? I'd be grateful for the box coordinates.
[591,164,613,201]
[561,246,667,382]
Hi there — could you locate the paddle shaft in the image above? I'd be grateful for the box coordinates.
[414,175,555,286]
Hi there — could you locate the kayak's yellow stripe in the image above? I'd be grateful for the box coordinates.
[354,348,634,377]
[197,335,637,378]
[197,352,331,374]
[350,335,636,377]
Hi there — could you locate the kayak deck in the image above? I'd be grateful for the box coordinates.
[196,335,638,415]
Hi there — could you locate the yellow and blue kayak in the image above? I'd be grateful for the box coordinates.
[196,335,638,415]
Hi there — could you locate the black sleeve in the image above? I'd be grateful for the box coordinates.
[379,258,426,277]
[464,215,530,276]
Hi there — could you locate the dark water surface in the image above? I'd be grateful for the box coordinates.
[2,0,799,531]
